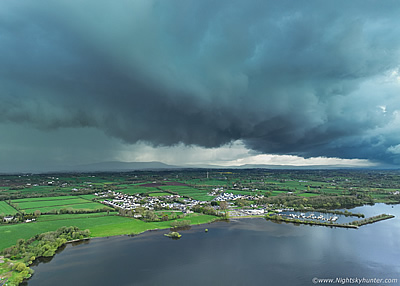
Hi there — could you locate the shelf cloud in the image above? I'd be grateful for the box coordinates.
[1,0,400,167]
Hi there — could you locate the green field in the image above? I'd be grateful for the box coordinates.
[180,179,230,186]
[298,193,320,197]
[20,203,111,213]
[78,194,98,200]
[11,196,112,213]
[261,179,334,193]
[10,196,80,203]
[0,201,18,215]
[1,185,73,195]
[89,214,217,237]
[149,192,172,197]
[12,195,97,202]
[158,185,214,201]
[0,214,217,250]
[227,190,256,196]
[0,216,129,250]
[320,189,343,195]
[118,185,159,195]
[14,198,92,209]
[35,212,118,222]
[154,210,183,216]
[270,190,290,196]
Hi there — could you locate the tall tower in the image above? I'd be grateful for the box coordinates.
[207,171,209,179]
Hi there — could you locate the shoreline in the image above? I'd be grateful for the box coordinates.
[265,213,395,229]
[76,211,397,244]
[4,209,396,285]
[87,217,221,241]
[9,204,399,286]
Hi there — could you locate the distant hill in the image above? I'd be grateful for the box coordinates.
[0,160,391,175]
[0,161,180,174]
[182,163,390,170]
[69,161,179,172]
[233,164,354,169]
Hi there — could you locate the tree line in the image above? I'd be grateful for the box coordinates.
[1,226,91,285]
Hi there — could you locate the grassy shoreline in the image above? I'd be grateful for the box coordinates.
[0,227,92,286]
[0,212,396,285]
[0,214,218,250]
[0,215,219,286]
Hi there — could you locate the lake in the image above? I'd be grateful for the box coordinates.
[25,204,400,286]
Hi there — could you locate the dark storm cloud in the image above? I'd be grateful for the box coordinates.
[1,0,400,163]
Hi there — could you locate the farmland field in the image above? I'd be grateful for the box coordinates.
[0,215,135,250]
[181,179,230,186]
[10,196,81,203]
[11,196,112,213]
[1,169,400,253]
[1,186,73,195]
[14,198,93,209]
[0,201,18,215]
[270,190,290,196]
[88,214,217,238]
[118,185,159,195]
[115,184,216,200]
[20,203,111,213]
[227,189,256,196]
[35,212,119,222]
[298,193,320,197]
[78,194,98,200]
[158,185,214,201]
[149,192,172,197]
[0,213,217,250]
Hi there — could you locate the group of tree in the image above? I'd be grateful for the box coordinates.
[219,201,229,218]
[170,220,191,229]
[191,205,220,216]
[41,207,111,215]
[0,210,42,224]
[1,226,90,285]
[117,207,185,222]
[234,198,251,207]
[2,226,91,261]
[387,194,400,203]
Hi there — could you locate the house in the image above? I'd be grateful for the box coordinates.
[3,216,14,223]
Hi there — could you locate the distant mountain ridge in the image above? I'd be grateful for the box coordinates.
[0,161,180,174]
[0,160,393,175]
[70,161,179,172]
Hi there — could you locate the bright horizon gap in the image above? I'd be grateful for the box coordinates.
[116,140,377,167]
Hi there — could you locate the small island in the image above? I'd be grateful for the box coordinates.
[164,231,182,239]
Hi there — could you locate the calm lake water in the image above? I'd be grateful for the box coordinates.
[26,204,400,286]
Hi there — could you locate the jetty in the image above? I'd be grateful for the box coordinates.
[266,213,394,229]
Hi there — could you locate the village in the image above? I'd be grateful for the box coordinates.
[95,189,282,218]
[97,190,198,214]
[94,190,351,224]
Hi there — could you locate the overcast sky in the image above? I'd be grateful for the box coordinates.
[1,0,400,172]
